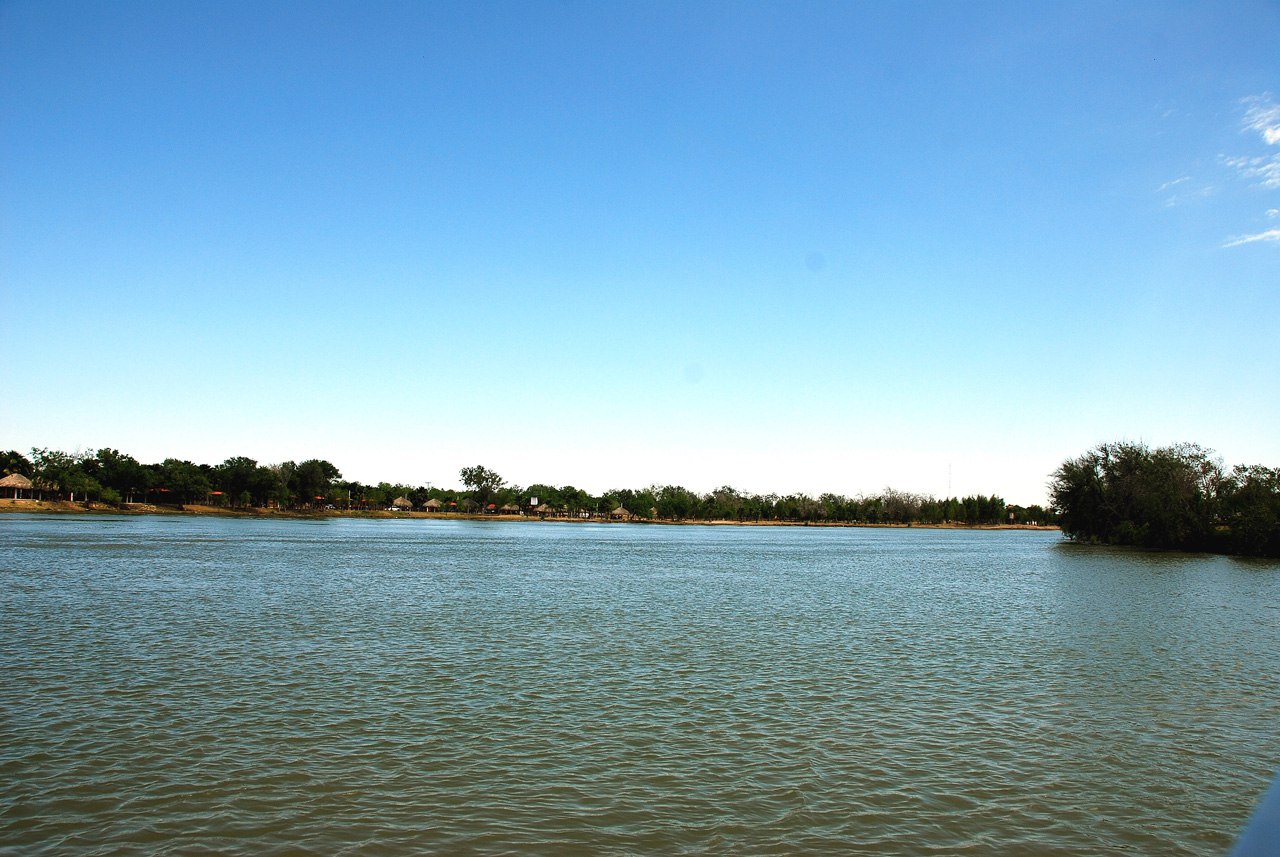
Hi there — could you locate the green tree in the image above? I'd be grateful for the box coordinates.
[655,485,695,520]
[93,448,146,503]
[291,459,341,507]
[1050,450,1107,541]
[30,448,91,500]
[215,456,259,507]
[62,469,100,503]
[160,459,212,504]
[342,480,368,510]
[1219,465,1280,557]
[557,485,591,515]
[524,484,562,508]
[248,466,284,508]
[615,487,657,519]
[1051,441,1223,551]
[460,465,505,508]
[1,450,33,477]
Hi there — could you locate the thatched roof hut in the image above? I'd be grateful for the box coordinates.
[423,498,442,510]
[610,505,630,519]
[500,504,520,514]
[392,496,413,510]
[1,473,33,498]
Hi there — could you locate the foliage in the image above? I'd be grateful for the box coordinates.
[290,459,342,506]
[31,448,90,498]
[459,465,505,507]
[88,449,148,502]
[1218,465,1280,557]
[12,445,1081,532]
[1050,441,1279,556]
[1,450,33,477]
[159,459,212,504]
[214,457,259,506]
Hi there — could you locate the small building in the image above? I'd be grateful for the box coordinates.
[500,504,520,515]
[1,473,33,499]
[423,498,443,512]
[392,496,412,510]
[610,505,631,520]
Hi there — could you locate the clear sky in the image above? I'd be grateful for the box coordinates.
[3,2,1278,504]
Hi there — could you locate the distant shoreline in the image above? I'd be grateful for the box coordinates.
[0,499,1059,530]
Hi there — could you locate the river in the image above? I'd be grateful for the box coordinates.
[2,515,1278,855]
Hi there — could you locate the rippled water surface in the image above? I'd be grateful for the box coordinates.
[3,515,1279,855]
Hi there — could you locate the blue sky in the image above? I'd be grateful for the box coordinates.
[3,2,1278,504]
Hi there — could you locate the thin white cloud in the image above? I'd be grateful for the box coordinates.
[1163,184,1214,207]
[1210,97,1280,245]
[1157,176,1190,192]
[1243,95,1280,145]
[1220,154,1280,189]
[1223,228,1280,248]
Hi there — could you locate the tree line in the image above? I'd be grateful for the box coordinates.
[1050,441,1280,557]
[0,448,1054,526]
[2,448,358,509]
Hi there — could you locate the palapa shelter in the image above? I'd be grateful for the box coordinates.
[423,498,443,512]
[1,473,33,499]
[392,496,413,510]
[610,505,631,520]
[499,504,520,515]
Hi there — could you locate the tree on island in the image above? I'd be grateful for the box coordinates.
[1050,441,1279,556]
[1221,465,1280,557]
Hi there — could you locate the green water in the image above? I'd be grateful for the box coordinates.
[2,515,1278,855]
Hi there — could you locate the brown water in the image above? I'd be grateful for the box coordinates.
[2,515,1278,855]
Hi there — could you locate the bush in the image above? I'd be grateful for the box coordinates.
[1050,442,1278,556]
